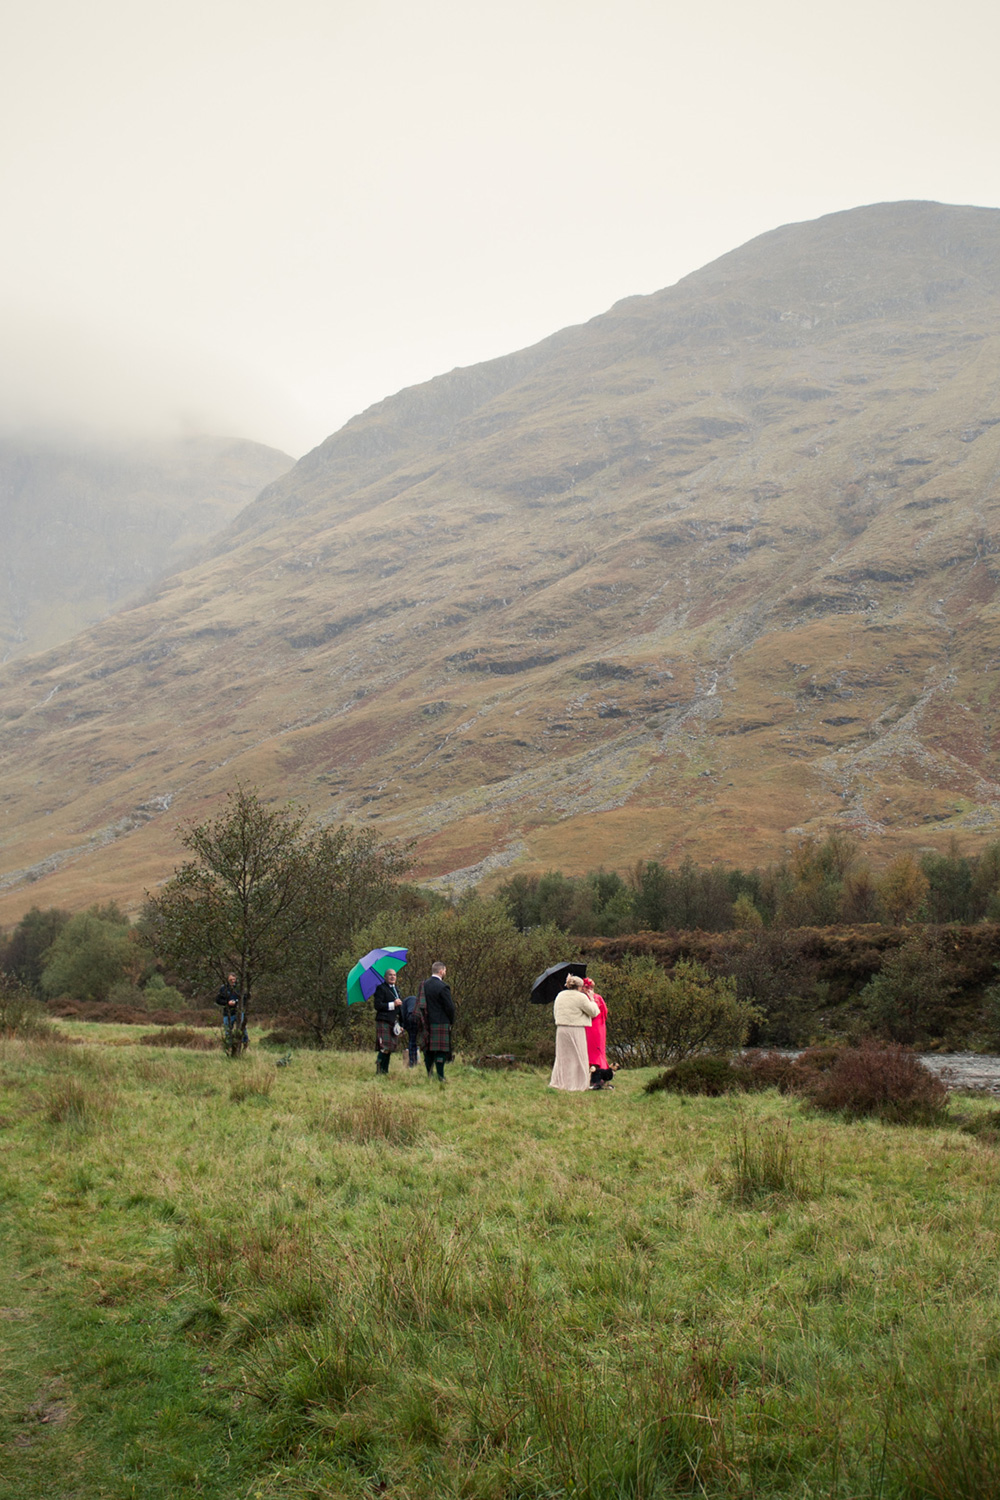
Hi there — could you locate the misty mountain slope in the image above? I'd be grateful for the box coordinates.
[0,433,293,662]
[1,200,1000,918]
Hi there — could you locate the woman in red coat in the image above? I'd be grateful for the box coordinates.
[582,977,613,1088]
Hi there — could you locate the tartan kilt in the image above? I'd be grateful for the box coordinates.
[425,1021,452,1057]
[375,1018,399,1053]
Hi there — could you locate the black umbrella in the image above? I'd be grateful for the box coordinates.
[529,961,587,1005]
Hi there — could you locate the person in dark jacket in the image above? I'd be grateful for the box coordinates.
[401,991,420,1067]
[372,968,403,1074]
[418,962,455,1081]
[216,972,248,1052]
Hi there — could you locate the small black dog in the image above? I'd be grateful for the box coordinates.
[589,1065,617,1090]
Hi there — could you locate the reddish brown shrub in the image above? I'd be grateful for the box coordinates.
[796,1044,844,1073]
[735,1050,811,1094]
[804,1041,947,1123]
[139,1028,218,1050]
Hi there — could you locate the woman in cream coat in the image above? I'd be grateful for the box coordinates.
[549,974,600,1090]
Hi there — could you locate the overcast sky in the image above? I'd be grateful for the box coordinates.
[2,0,998,457]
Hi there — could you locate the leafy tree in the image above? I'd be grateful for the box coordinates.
[268,824,413,1045]
[921,838,973,923]
[40,903,148,1002]
[732,893,764,930]
[720,928,819,1047]
[860,931,956,1044]
[840,864,880,923]
[877,855,929,925]
[145,784,313,1005]
[970,842,1000,920]
[496,873,541,931]
[1,906,71,994]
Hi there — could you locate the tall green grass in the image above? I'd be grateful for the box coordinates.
[3,1025,1000,1498]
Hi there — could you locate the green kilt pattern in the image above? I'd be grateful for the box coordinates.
[376,1018,399,1053]
[425,1021,452,1055]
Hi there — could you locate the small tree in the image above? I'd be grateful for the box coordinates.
[589,954,760,1068]
[268,825,413,1044]
[145,784,312,1005]
[877,854,929,925]
[860,931,956,1044]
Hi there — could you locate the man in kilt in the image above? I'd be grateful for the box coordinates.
[372,968,403,1074]
[417,961,455,1081]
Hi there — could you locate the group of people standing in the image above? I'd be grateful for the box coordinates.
[372,963,614,1092]
[549,974,614,1091]
[372,962,455,1080]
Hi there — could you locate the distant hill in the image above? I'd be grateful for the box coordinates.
[2,199,1000,920]
[0,432,293,661]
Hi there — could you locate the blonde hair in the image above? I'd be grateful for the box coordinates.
[565,973,585,989]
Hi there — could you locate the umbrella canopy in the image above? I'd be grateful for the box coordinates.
[346,947,408,1006]
[529,960,587,1006]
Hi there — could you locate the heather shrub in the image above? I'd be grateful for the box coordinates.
[803,1042,947,1123]
[734,1050,810,1094]
[644,1055,743,1096]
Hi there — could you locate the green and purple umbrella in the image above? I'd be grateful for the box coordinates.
[346,947,408,1006]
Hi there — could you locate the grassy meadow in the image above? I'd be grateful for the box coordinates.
[2,1025,1000,1499]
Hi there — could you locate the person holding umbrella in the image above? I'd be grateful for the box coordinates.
[550,973,599,1090]
[372,968,403,1075]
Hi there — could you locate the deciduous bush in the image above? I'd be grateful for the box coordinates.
[803,1042,947,1123]
[591,954,760,1068]
[735,1050,810,1093]
[0,970,52,1038]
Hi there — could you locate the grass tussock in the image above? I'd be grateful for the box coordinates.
[323,1086,419,1145]
[44,1076,115,1129]
[723,1113,811,1203]
[227,1060,275,1102]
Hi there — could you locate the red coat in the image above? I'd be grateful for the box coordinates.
[585,993,608,1068]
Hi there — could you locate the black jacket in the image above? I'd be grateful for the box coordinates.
[423,975,455,1027]
[216,981,242,1010]
[372,980,402,1023]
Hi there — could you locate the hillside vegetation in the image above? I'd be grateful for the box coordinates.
[2,201,1000,917]
[0,432,291,662]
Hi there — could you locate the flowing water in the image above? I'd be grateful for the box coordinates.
[918,1053,1000,1096]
